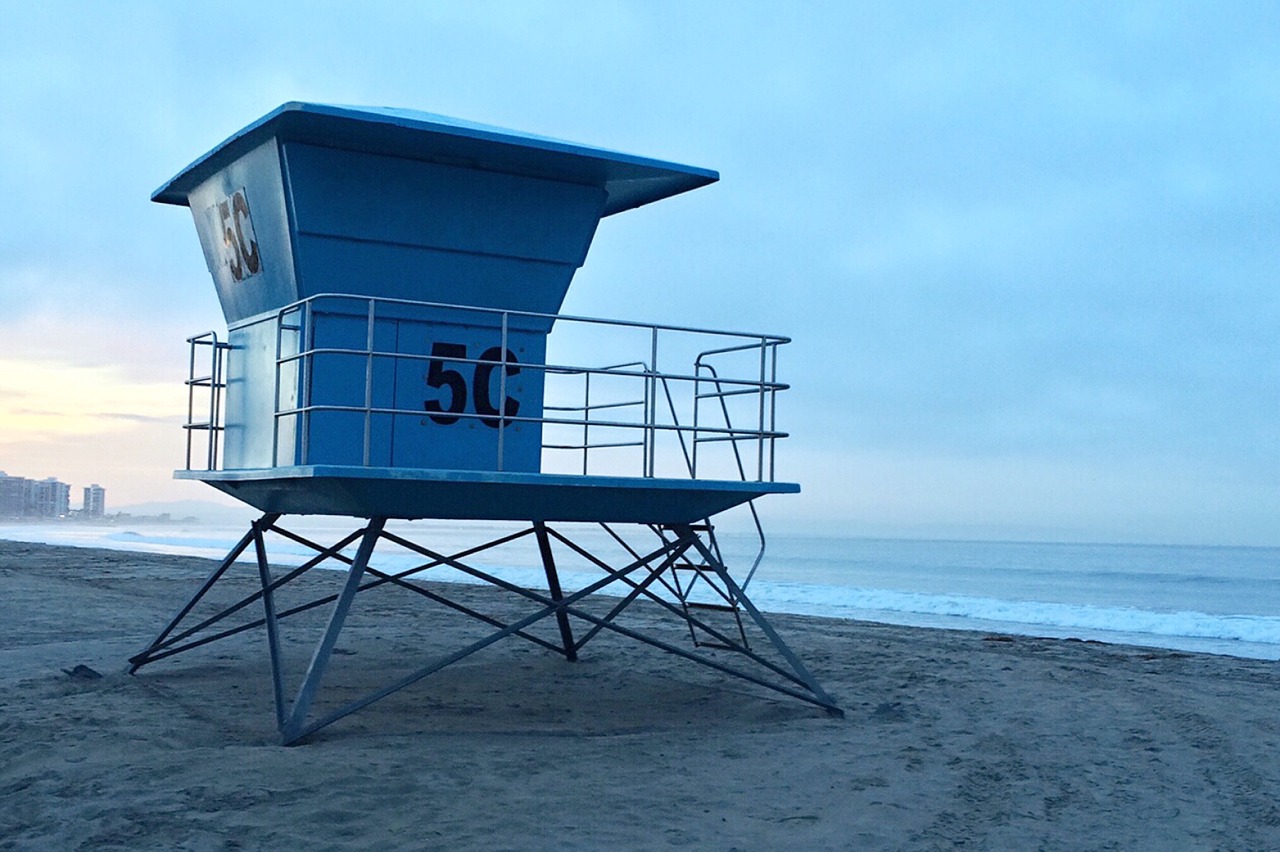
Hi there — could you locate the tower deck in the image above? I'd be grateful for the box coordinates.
[179,466,798,524]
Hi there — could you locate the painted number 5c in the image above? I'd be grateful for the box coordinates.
[212,188,262,282]
[424,342,521,428]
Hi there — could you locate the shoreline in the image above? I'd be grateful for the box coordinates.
[2,525,1277,664]
[3,539,1279,848]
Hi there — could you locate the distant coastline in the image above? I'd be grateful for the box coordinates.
[0,512,199,526]
[0,497,254,528]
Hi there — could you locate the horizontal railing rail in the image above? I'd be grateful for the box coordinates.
[184,294,790,484]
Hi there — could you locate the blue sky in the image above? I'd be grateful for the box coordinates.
[1,2,1276,544]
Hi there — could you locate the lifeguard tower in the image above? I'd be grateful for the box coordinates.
[130,103,839,743]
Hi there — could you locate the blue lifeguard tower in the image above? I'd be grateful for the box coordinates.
[130,103,839,743]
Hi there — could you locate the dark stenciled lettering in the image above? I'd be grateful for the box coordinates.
[232,191,260,275]
[214,189,262,282]
[423,342,520,428]
[217,199,243,281]
[423,342,468,425]
[473,346,521,428]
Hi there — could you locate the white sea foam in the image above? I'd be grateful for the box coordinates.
[748,581,1280,658]
[4,521,1278,660]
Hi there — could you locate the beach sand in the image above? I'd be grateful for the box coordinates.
[2,538,1278,850]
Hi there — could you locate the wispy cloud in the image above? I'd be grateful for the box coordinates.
[0,358,177,441]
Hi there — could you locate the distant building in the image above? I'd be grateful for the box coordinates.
[0,471,71,518]
[32,477,70,518]
[0,472,24,518]
[83,484,106,518]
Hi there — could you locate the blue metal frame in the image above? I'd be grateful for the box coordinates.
[129,515,842,744]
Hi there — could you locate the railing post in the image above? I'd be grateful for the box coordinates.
[273,314,284,467]
[691,363,701,479]
[300,302,313,466]
[758,336,767,481]
[498,312,509,471]
[769,342,779,482]
[207,336,219,470]
[582,370,591,476]
[212,338,225,470]
[185,337,197,470]
[363,299,375,467]
[647,327,658,477]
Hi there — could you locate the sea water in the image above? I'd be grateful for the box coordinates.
[3,519,1277,661]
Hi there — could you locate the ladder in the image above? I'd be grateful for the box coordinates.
[664,523,751,652]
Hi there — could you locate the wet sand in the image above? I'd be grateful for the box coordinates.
[2,538,1278,850]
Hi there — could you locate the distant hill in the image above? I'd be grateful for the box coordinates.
[111,499,257,525]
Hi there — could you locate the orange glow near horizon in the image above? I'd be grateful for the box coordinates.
[0,358,178,439]
[0,357,202,506]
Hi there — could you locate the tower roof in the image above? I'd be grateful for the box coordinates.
[153,102,718,216]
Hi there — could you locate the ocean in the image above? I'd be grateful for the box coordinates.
[3,518,1277,661]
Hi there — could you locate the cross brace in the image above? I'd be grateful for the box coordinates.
[129,514,842,744]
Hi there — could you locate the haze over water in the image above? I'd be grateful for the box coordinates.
[5,519,1276,661]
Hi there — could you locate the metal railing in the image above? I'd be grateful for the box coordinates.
[182,331,230,471]
[185,293,790,484]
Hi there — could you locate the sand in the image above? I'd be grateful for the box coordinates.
[1,537,1278,850]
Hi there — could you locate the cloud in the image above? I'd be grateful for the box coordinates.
[1,2,1277,543]
[0,358,179,441]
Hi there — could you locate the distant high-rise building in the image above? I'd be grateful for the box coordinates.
[32,477,70,518]
[0,472,25,518]
[83,484,106,518]
[1,471,74,518]
[2,474,67,518]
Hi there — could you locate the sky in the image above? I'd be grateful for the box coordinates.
[1,2,1276,545]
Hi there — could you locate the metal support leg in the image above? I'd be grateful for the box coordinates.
[129,512,280,672]
[282,527,688,743]
[534,521,577,661]
[133,515,840,743]
[252,516,288,731]
[129,527,366,667]
[281,518,385,744]
[676,523,843,716]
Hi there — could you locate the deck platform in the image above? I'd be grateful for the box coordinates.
[178,466,798,523]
